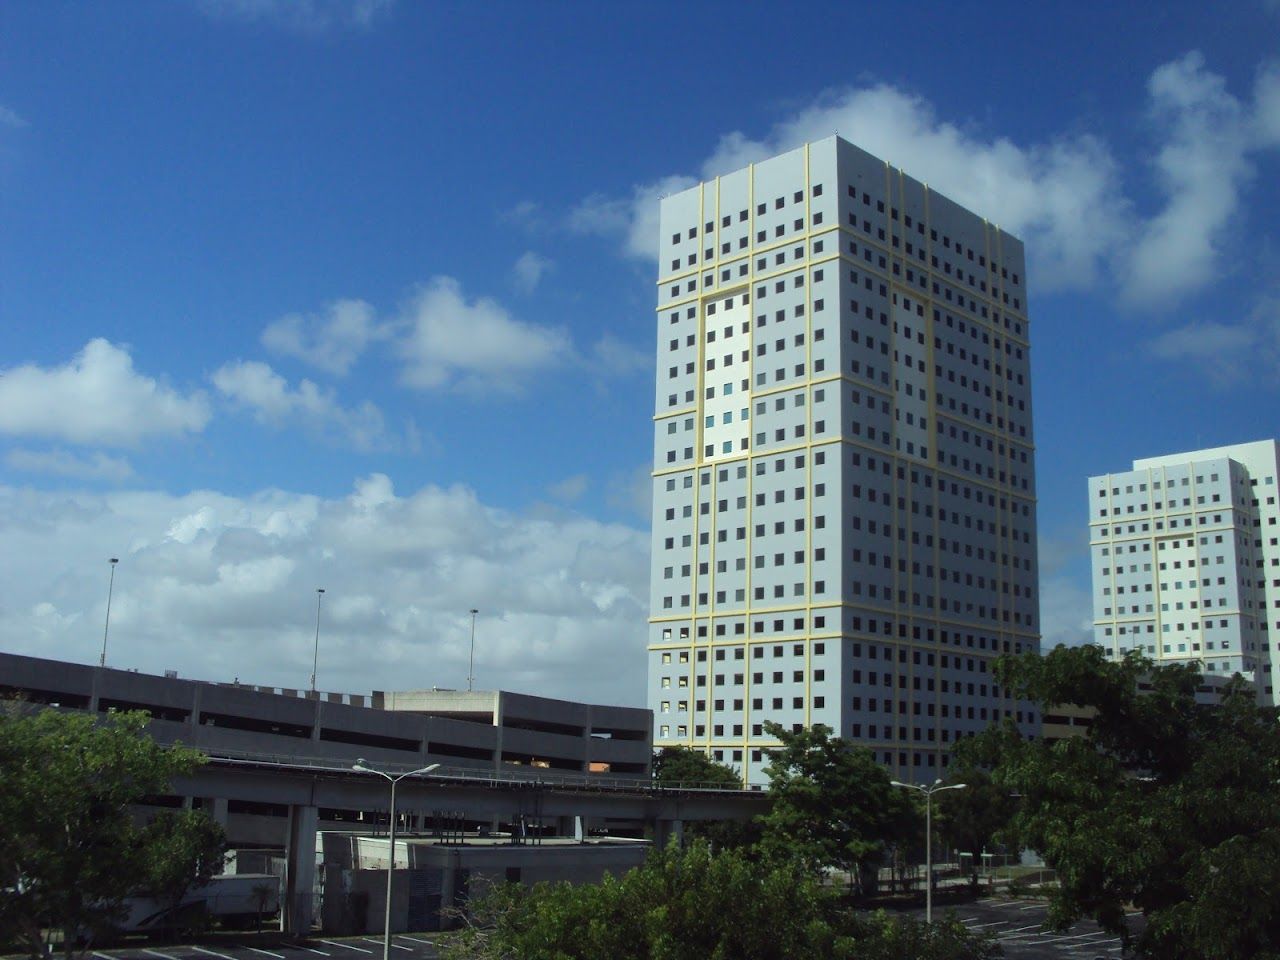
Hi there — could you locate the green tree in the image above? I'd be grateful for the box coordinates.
[933,761,1017,884]
[136,810,228,935]
[972,643,1280,960]
[442,841,998,960]
[651,746,759,850]
[757,721,916,882]
[652,745,741,788]
[0,706,211,957]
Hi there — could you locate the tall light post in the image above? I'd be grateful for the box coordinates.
[99,558,119,668]
[351,759,439,954]
[891,777,967,923]
[310,588,325,694]
[467,608,478,692]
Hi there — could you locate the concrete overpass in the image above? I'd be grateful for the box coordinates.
[175,750,766,934]
[0,653,770,933]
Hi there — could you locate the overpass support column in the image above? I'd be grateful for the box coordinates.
[653,818,684,849]
[556,815,584,841]
[284,804,319,935]
[205,796,229,828]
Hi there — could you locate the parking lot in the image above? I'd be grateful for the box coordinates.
[916,897,1141,958]
[28,897,1143,960]
[77,936,442,960]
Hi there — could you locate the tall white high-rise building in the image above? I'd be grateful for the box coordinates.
[646,136,1040,784]
[1089,440,1280,705]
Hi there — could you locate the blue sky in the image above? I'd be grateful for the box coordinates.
[1,0,1278,706]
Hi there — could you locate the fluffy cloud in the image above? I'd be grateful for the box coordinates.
[0,105,27,128]
[576,53,1280,306]
[589,333,650,378]
[261,299,380,376]
[1122,53,1262,305]
[5,448,134,482]
[1146,291,1280,384]
[512,252,553,294]
[569,175,698,262]
[0,339,211,448]
[0,475,649,706]
[196,0,394,32]
[1038,575,1095,651]
[548,473,589,503]
[212,359,400,452]
[396,276,571,392]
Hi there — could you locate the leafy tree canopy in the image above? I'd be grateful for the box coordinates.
[652,745,741,788]
[758,721,916,875]
[137,810,228,927]
[970,644,1280,960]
[932,762,1017,878]
[442,841,998,960]
[0,706,217,956]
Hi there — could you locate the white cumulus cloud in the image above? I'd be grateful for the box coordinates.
[512,252,553,294]
[1122,53,1258,305]
[569,175,698,262]
[260,299,380,376]
[212,359,396,452]
[4,448,134,482]
[196,0,394,32]
[395,276,571,392]
[0,104,27,128]
[0,475,649,706]
[1145,290,1280,384]
[0,339,211,448]
[576,53,1280,307]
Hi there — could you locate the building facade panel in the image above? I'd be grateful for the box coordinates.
[649,136,1041,784]
[1089,440,1280,703]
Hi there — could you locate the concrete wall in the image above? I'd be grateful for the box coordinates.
[321,842,650,934]
[0,652,653,779]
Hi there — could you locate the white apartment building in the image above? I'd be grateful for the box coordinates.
[1089,440,1280,704]
[646,136,1041,784]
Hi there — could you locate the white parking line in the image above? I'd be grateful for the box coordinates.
[142,950,180,960]
[191,948,237,960]
[319,944,373,956]
[965,920,1007,928]
[1032,931,1111,945]
[296,949,331,956]
[246,949,287,960]
[1019,902,1047,910]
[93,953,116,960]
[360,939,411,952]
[395,937,435,945]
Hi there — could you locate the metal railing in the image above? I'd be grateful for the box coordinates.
[200,746,755,796]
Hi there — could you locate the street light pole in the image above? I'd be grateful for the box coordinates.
[891,777,967,924]
[310,588,325,694]
[351,760,440,955]
[467,608,478,692]
[99,558,119,668]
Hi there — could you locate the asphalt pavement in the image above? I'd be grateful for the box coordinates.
[915,897,1142,959]
[26,898,1142,960]
[79,935,441,960]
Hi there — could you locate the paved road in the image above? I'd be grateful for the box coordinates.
[82,935,441,960]
[915,897,1142,959]
[59,899,1142,960]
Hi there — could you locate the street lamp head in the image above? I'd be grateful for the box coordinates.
[890,780,909,788]
[415,763,441,776]
[352,759,370,772]
[109,558,119,565]
[317,587,325,595]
